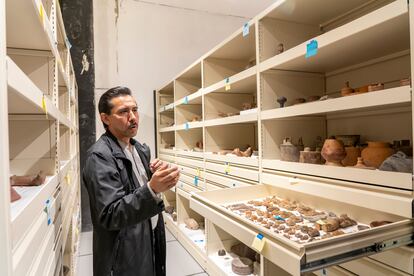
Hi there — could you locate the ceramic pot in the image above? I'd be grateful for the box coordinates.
[307,95,321,102]
[353,157,375,170]
[368,83,384,92]
[341,146,360,166]
[299,147,324,164]
[400,77,410,86]
[355,85,369,94]
[293,98,306,105]
[277,96,287,108]
[321,139,346,166]
[335,135,360,147]
[361,141,395,168]
[10,186,21,202]
[277,43,284,54]
[341,81,354,97]
[280,138,303,162]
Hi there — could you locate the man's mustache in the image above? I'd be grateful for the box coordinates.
[128,123,138,129]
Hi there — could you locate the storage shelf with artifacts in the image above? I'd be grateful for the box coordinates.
[176,188,208,270]
[203,20,256,88]
[0,0,81,275]
[155,0,414,274]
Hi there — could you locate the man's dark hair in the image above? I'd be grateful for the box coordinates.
[98,86,132,129]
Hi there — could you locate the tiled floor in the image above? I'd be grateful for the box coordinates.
[76,229,208,276]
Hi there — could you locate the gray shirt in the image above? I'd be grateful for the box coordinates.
[118,140,160,230]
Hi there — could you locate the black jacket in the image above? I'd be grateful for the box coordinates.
[83,131,166,276]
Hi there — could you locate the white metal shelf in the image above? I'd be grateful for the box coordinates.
[176,122,203,130]
[11,174,59,249]
[6,0,55,51]
[262,159,413,193]
[259,0,409,73]
[261,86,411,120]
[159,125,176,133]
[174,89,203,107]
[204,113,258,127]
[204,153,259,168]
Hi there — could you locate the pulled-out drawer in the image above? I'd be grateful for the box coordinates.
[179,172,204,190]
[177,181,203,199]
[159,153,175,163]
[176,156,204,168]
[205,161,259,182]
[368,246,414,275]
[205,171,255,189]
[190,185,413,276]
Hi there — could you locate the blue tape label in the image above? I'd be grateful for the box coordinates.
[194,176,199,186]
[256,233,263,240]
[243,22,249,37]
[306,39,318,58]
[185,122,189,130]
[184,96,188,104]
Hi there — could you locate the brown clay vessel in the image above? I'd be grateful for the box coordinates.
[341,81,354,97]
[361,141,394,168]
[341,146,360,166]
[321,139,346,166]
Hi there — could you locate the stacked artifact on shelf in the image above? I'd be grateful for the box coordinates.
[9,171,46,202]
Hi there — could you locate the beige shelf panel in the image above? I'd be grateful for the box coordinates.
[159,126,176,133]
[175,104,202,125]
[257,0,392,62]
[177,181,203,197]
[260,0,409,74]
[176,150,204,159]
[204,153,259,167]
[205,124,258,153]
[6,0,55,51]
[261,86,411,120]
[175,89,203,107]
[204,113,258,127]
[339,256,411,276]
[205,171,256,189]
[176,128,203,151]
[175,62,202,100]
[8,49,54,97]
[158,148,175,155]
[190,184,413,276]
[369,246,414,275]
[205,161,259,183]
[205,92,256,121]
[204,66,256,95]
[158,153,175,164]
[178,165,203,181]
[158,131,175,150]
[178,172,203,190]
[28,223,56,276]
[176,156,204,169]
[262,160,413,192]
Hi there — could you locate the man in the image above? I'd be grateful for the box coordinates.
[83,86,179,276]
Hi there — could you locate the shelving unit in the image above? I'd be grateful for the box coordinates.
[155,0,414,275]
[0,0,80,275]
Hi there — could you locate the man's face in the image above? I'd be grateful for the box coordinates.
[101,95,139,139]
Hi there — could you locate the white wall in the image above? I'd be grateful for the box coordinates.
[94,0,276,155]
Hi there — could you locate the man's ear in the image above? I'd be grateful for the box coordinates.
[100,113,110,127]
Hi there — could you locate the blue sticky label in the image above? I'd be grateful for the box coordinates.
[256,233,263,240]
[225,78,230,84]
[274,215,286,221]
[322,268,327,275]
[45,199,51,225]
[194,176,199,186]
[306,40,318,58]
[65,37,72,49]
[185,122,189,130]
[184,96,189,104]
[243,23,249,37]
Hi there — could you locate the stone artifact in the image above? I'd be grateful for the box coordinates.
[355,85,368,94]
[361,141,395,168]
[370,221,392,227]
[231,257,254,275]
[277,43,284,54]
[242,102,256,111]
[299,147,324,164]
[280,137,304,162]
[165,206,175,214]
[231,243,256,261]
[353,157,375,170]
[321,139,346,166]
[400,77,411,86]
[342,146,360,166]
[194,141,203,152]
[172,212,177,221]
[218,249,226,256]
[184,218,199,230]
[10,186,21,202]
[192,115,201,122]
[277,96,287,108]
[379,151,413,173]
[293,98,306,105]
[341,81,354,96]
[307,95,321,102]
[357,225,370,231]
[232,147,253,157]
[10,171,46,186]
[368,83,384,92]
